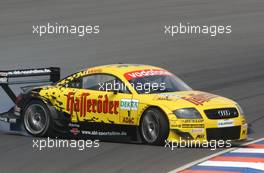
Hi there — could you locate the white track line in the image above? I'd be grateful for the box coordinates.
[168,138,264,173]
[199,161,264,171]
[231,148,264,153]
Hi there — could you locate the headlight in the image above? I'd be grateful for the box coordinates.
[173,108,202,119]
[236,104,244,115]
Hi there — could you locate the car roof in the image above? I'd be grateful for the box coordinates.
[85,64,166,76]
[57,64,171,87]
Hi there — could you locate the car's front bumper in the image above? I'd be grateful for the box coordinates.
[167,114,248,142]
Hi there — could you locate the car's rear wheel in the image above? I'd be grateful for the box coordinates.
[140,108,169,145]
[23,100,53,137]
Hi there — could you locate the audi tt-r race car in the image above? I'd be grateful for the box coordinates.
[0,64,247,145]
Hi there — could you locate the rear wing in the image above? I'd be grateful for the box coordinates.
[0,67,60,102]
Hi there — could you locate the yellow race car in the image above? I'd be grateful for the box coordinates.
[0,64,247,145]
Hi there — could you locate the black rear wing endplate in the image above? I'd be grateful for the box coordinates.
[0,67,60,130]
[0,67,60,102]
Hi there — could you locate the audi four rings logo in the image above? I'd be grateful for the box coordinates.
[218,110,231,117]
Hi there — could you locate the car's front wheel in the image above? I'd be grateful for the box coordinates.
[23,100,53,137]
[140,108,169,145]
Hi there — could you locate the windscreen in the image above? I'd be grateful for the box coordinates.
[124,69,192,94]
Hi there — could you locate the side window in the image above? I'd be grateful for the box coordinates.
[83,74,113,90]
[113,78,130,94]
[65,78,82,88]
[82,74,130,93]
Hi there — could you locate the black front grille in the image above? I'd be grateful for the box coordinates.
[204,108,239,119]
[206,126,241,141]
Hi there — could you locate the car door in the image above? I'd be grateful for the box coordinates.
[73,73,135,125]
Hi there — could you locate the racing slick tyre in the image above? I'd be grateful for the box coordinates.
[23,100,55,137]
[140,108,169,145]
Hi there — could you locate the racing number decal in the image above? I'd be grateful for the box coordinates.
[119,99,139,125]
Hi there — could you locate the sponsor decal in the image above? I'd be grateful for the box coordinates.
[156,93,181,101]
[70,128,80,136]
[182,93,217,106]
[120,99,139,110]
[81,130,127,136]
[182,124,204,128]
[0,72,8,77]
[191,128,205,133]
[7,69,51,76]
[85,68,102,75]
[122,117,135,124]
[171,124,182,128]
[159,93,180,98]
[66,92,119,117]
[124,69,172,80]
[68,123,80,128]
[182,119,204,123]
[217,119,234,128]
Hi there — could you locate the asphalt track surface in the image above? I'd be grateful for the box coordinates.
[0,0,264,173]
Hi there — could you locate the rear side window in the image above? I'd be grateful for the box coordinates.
[65,78,82,88]
[82,74,130,93]
[64,74,130,93]
[82,74,115,90]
